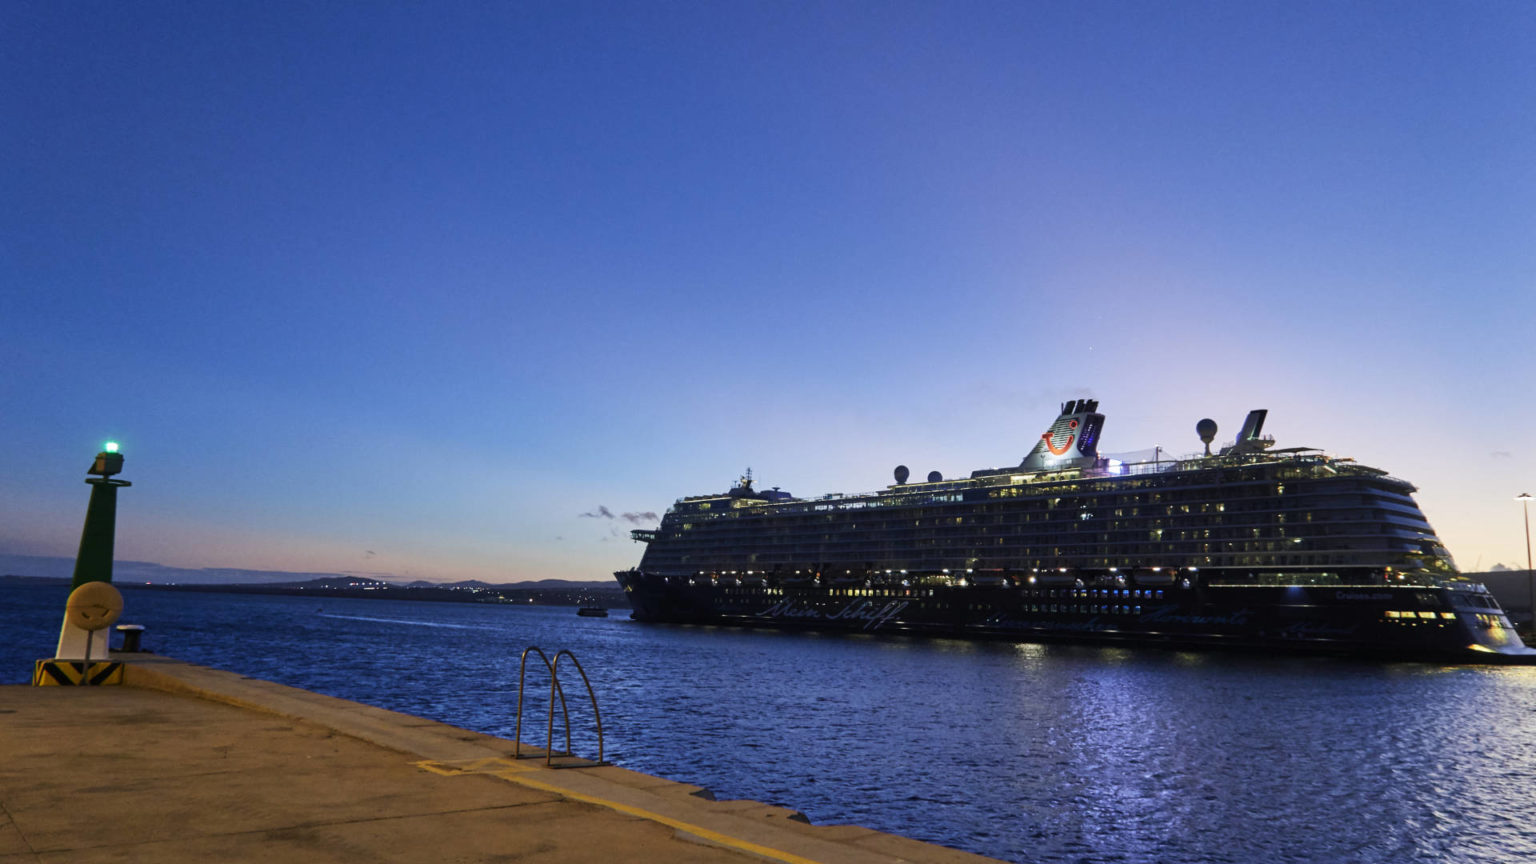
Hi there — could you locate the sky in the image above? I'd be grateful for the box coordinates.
[3,1,1534,583]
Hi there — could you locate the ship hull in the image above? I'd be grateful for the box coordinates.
[615,570,1535,663]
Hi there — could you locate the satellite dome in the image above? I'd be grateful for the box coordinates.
[894,465,910,484]
[927,471,943,483]
[1196,418,1218,456]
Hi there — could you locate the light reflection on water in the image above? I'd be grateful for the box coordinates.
[5,583,1536,864]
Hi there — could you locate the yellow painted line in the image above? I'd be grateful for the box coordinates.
[414,757,533,776]
[414,759,824,864]
[416,761,460,776]
[492,769,826,864]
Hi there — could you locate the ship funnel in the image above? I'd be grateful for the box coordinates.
[1220,409,1273,455]
[1236,409,1267,442]
[1021,399,1105,471]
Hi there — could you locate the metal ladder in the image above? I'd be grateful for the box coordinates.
[513,646,606,768]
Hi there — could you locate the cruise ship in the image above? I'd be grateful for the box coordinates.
[615,400,1532,662]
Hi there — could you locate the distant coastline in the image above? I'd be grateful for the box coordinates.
[0,573,629,610]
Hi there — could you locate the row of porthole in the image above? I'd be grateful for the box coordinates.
[1025,605,1141,616]
[1064,589,1165,600]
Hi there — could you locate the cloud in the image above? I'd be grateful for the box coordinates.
[1491,451,1513,459]
[579,506,658,525]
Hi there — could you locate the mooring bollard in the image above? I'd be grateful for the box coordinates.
[116,624,145,653]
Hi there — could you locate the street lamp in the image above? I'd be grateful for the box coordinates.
[1519,493,1534,627]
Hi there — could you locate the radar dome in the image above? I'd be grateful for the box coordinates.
[894,465,910,485]
[1196,418,1218,456]
[927,471,942,483]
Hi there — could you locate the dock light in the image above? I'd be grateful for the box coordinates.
[104,441,119,453]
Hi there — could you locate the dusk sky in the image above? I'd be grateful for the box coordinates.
[4,2,1533,583]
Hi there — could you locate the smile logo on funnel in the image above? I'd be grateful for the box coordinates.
[1043,418,1079,456]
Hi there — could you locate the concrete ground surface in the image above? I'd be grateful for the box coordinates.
[0,657,1001,863]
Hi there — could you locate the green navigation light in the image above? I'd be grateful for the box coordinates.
[104,441,120,454]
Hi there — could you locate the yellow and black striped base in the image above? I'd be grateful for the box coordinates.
[32,659,124,686]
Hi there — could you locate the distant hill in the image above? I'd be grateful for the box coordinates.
[0,553,616,590]
[0,553,358,585]
[0,571,629,609]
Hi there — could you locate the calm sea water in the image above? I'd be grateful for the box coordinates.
[6,582,1536,864]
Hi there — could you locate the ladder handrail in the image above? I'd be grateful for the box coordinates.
[514,646,573,759]
[551,649,604,765]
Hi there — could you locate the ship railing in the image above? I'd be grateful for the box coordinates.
[1097,450,1378,479]
[513,646,607,768]
[667,448,1408,521]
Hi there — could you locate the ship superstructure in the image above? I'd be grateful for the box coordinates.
[616,401,1530,661]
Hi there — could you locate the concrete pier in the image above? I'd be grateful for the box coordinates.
[0,657,1000,863]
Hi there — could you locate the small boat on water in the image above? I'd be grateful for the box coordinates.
[577,607,609,618]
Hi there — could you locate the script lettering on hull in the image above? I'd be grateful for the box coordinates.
[758,598,910,631]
